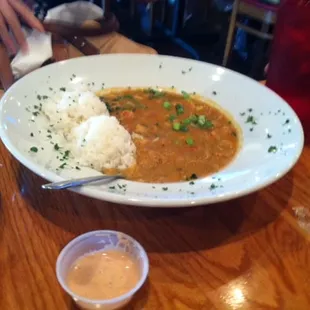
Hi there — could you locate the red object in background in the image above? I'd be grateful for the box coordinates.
[266,0,310,131]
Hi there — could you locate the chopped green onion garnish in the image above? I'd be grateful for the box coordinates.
[163,101,172,110]
[169,115,177,122]
[176,104,184,115]
[197,115,213,129]
[180,124,189,132]
[189,115,198,123]
[203,119,213,129]
[146,88,165,99]
[173,122,181,131]
[123,94,134,100]
[182,118,192,125]
[106,103,113,112]
[198,115,206,126]
[181,91,190,100]
[186,137,194,146]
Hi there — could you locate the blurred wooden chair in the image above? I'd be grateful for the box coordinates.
[223,0,278,66]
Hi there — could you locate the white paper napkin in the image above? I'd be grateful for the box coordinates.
[11,1,104,79]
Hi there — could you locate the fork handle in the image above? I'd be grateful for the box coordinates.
[41,175,120,190]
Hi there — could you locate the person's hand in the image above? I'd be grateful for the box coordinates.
[0,0,44,53]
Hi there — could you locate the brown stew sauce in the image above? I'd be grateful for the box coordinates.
[99,88,240,183]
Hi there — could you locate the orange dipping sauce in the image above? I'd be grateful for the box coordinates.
[66,250,140,300]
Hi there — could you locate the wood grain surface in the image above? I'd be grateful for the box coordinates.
[1,128,310,310]
[1,62,310,309]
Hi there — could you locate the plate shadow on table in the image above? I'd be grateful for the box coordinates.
[17,165,294,255]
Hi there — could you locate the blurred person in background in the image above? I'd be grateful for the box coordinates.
[0,0,158,53]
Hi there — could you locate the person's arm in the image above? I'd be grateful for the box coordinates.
[0,0,44,53]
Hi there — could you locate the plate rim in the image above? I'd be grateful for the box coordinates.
[0,54,305,207]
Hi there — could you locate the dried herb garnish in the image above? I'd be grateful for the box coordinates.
[209,184,218,190]
[30,147,38,153]
[59,163,67,169]
[268,146,277,153]
[187,174,197,181]
[63,150,70,160]
[146,88,166,99]
[54,143,60,151]
[246,116,257,125]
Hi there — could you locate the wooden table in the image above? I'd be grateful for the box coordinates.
[1,89,310,310]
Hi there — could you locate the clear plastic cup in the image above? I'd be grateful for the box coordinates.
[56,230,149,310]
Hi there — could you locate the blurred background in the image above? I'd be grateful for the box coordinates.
[107,0,280,81]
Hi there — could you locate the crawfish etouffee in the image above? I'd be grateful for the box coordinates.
[98,88,241,183]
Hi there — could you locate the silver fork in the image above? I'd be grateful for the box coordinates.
[41,175,122,190]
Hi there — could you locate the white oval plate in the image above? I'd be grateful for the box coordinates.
[0,55,304,207]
